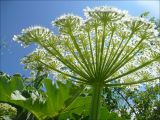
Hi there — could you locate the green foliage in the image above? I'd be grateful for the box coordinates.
[59,96,91,119]
[0,72,125,120]
[0,72,74,119]
[1,71,160,120]
[99,107,124,120]
[102,87,118,111]
[0,72,24,102]
[107,85,160,120]
[129,85,160,120]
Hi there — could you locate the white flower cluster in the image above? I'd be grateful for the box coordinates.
[0,103,17,118]
[53,14,82,25]
[21,48,49,72]
[122,16,158,35]
[84,6,128,22]
[22,48,75,81]
[21,26,50,34]
[31,90,46,104]
[52,14,82,33]
[13,26,53,47]
[85,6,128,15]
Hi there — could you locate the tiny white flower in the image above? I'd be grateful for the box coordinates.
[31,91,38,104]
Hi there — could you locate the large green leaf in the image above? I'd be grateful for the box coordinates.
[59,96,91,119]
[41,79,72,118]
[0,73,23,101]
[9,79,73,119]
[0,73,86,119]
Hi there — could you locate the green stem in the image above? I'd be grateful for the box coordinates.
[90,82,102,120]
[106,77,160,86]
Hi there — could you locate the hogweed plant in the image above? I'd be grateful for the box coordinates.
[13,6,160,120]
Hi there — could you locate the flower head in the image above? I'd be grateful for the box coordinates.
[13,26,53,47]
[0,103,17,118]
[52,14,82,34]
[84,6,128,23]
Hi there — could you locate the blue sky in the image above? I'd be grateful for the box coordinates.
[0,0,159,77]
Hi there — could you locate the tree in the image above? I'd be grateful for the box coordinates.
[13,6,160,120]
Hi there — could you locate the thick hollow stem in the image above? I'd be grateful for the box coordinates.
[89,82,102,120]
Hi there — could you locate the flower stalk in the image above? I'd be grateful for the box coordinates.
[90,82,103,120]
